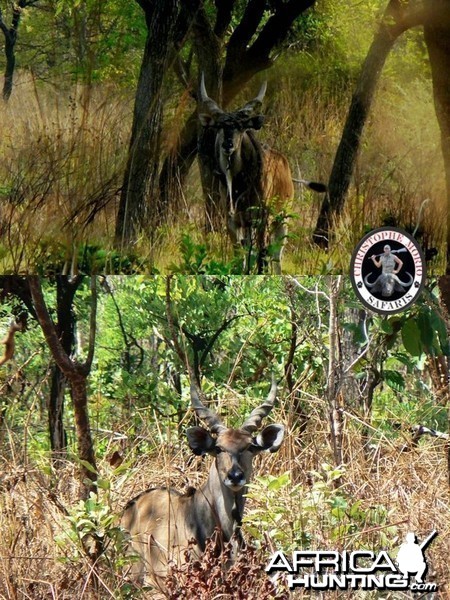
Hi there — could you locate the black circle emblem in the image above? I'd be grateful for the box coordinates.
[350,227,426,314]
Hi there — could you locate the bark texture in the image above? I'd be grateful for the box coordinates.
[115,1,184,247]
[314,0,450,246]
[29,277,97,498]
[0,1,38,101]
[424,15,450,268]
[48,276,83,465]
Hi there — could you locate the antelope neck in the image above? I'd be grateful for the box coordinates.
[195,460,246,543]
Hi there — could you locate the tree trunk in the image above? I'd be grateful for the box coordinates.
[49,367,67,462]
[3,32,16,101]
[28,276,98,498]
[312,0,450,245]
[115,1,181,248]
[424,21,450,270]
[313,2,409,244]
[48,276,83,466]
[70,373,97,492]
[0,4,21,102]
[0,1,38,101]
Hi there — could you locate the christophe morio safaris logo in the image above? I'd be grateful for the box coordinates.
[266,530,438,592]
[350,227,426,314]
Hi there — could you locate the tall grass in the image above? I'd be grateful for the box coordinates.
[0,73,131,273]
[0,62,446,274]
[1,382,448,599]
[260,65,446,273]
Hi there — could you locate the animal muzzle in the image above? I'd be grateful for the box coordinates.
[225,469,246,490]
[221,141,235,157]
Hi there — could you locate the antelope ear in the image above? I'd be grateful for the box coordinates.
[245,115,265,130]
[199,113,215,127]
[186,426,216,456]
[252,424,284,453]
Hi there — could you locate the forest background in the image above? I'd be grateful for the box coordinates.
[1,0,449,597]
[0,275,449,598]
[0,0,448,274]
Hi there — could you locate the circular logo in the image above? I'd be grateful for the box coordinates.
[350,227,426,314]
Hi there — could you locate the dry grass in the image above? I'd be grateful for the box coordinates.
[1,392,449,599]
[0,73,131,273]
[260,70,446,274]
[0,63,446,274]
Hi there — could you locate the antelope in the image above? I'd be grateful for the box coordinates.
[198,75,326,274]
[0,320,24,366]
[121,376,284,587]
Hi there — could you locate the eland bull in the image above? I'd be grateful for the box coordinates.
[121,376,284,587]
[198,75,326,274]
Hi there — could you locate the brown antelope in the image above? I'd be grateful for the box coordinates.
[121,376,284,587]
[198,75,326,274]
[0,320,24,366]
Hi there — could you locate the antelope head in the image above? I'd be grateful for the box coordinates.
[187,376,284,492]
[198,74,267,213]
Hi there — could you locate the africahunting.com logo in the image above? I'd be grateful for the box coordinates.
[350,227,426,314]
[266,530,438,592]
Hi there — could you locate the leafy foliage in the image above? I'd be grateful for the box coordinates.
[244,465,399,553]
[0,275,448,597]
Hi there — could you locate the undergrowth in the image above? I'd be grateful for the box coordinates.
[0,63,445,274]
[1,398,449,599]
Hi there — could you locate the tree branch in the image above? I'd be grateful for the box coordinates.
[11,3,24,34]
[28,277,75,376]
[246,0,315,64]
[227,0,266,59]
[82,276,97,374]
[214,0,236,38]
[222,0,316,98]
[199,313,240,367]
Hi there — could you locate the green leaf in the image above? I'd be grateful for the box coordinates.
[390,351,417,372]
[96,478,111,490]
[401,319,423,357]
[417,310,434,353]
[330,496,348,510]
[349,500,364,519]
[383,369,405,392]
[267,473,290,490]
[430,311,450,356]
[331,507,346,519]
[380,318,393,334]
